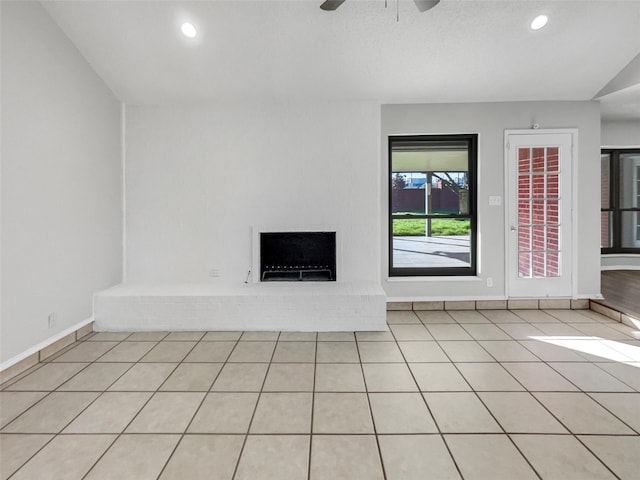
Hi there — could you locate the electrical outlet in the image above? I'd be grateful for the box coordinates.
[48,312,56,328]
[486,277,493,287]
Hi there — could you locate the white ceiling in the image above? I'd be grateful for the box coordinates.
[42,0,640,118]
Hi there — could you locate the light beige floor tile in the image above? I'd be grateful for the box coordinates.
[57,363,132,391]
[544,339,633,363]
[84,434,179,480]
[416,311,456,324]
[188,392,258,433]
[579,435,640,480]
[316,341,360,363]
[502,363,579,391]
[534,323,583,336]
[87,332,130,341]
[164,331,205,341]
[0,392,47,428]
[279,332,317,341]
[478,341,540,361]
[314,363,365,392]
[478,392,568,433]
[438,341,494,362]
[97,342,156,362]
[480,310,525,323]
[313,393,373,433]
[570,323,634,340]
[317,332,355,341]
[513,310,559,323]
[0,434,52,480]
[595,362,640,390]
[357,342,404,362]
[369,393,437,433]
[10,434,115,480]
[497,323,545,340]
[462,324,511,340]
[455,363,524,391]
[228,341,276,362]
[547,309,597,323]
[126,332,169,341]
[202,331,242,341]
[159,363,222,391]
[2,392,98,433]
[448,311,490,324]
[262,363,314,392]
[445,434,538,480]
[240,331,279,341]
[6,363,88,391]
[141,341,196,362]
[534,392,635,434]
[589,392,640,432]
[52,341,118,362]
[272,341,316,362]
[235,435,309,480]
[603,341,640,362]
[210,363,268,392]
[310,435,384,480]
[426,324,473,340]
[424,392,501,433]
[512,434,615,480]
[355,330,395,341]
[126,392,204,433]
[64,392,151,433]
[397,341,449,362]
[519,339,588,361]
[250,393,312,433]
[108,363,177,391]
[390,324,433,340]
[362,363,417,392]
[549,362,634,392]
[184,341,235,362]
[159,434,244,480]
[386,311,420,324]
[379,435,461,480]
[409,363,471,391]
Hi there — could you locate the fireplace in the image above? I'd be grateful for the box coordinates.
[260,231,336,282]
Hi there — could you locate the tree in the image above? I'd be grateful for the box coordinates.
[392,173,406,190]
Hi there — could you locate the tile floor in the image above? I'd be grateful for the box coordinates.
[1,309,639,479]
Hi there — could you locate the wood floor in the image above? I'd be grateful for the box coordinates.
[600,270,640,319]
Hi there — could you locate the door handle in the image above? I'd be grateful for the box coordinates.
[510,226,517,232]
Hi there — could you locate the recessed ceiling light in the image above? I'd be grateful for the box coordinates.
[181,22,197,38]
[530,14,549,31]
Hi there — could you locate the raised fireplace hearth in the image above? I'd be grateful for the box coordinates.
[260,231,336,282]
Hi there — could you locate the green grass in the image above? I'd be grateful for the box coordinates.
[393,218,470,236]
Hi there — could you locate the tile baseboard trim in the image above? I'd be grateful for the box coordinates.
[388,298,590,312]
[0,317,94,381]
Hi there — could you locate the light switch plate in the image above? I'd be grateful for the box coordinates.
[488,195,502,206]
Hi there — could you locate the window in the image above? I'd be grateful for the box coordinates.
[601,149,640,253]
[389,134,477,276]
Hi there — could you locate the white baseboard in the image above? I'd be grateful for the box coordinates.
[0,317,93,372]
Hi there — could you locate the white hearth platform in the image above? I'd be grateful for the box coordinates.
[93,282,387,332]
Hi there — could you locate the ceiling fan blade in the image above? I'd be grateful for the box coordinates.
[414,0,440,12]
[320,0,346,11]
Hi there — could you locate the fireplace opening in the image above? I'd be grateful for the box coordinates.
[260,232,336,282]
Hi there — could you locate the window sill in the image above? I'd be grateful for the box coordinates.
[386,276,483,282]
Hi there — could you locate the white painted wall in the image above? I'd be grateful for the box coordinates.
[125,101,380,285]
[382,102,602,300]
[602,120,640,147]
[1,1,122,364]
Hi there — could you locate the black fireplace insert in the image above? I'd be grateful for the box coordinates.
[260,232,336,282]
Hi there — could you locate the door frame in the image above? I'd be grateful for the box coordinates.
[504,129,578,299]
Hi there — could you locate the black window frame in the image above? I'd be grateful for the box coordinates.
[601,148,640,254]
[388,134,478,277]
